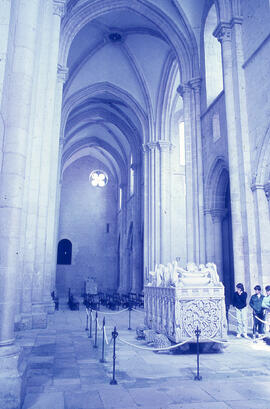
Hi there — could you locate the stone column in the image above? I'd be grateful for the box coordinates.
[204,209,214,262]
[252,184,270,290]
[211,209,225,282]
[147,142,158,270]
[33,1,66,323]
[177,84,196,262]
[158,141,172,264]
[213,23,246,285]
[142,144,150,283]
[0,1,40,407]
[21,0,55,329]
[45,62,69,308]
[190,78,206,263]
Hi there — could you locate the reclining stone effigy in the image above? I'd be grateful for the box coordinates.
[144,261,227,346]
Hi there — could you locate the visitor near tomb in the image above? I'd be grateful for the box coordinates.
[249,285,265,336]
[233,283,248,339]
[262,286,270,332]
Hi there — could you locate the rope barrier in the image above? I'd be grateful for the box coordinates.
[118,337,192,351]
[203,337,230,344]
[89,307,129,315]
[104,326,109,345]
[254,314,270,326]
[97,318,102,331]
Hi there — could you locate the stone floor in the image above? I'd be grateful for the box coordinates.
[17,301,270,409]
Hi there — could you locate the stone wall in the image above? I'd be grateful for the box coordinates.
[56,156,118,296]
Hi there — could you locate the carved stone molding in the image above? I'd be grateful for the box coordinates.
[57,64,69,83]
[189,77,201,92]
[146,141,158,151]
[158,140,172,152]
[213,22,232,43]
[177,82,191,97]
[210,208,227,223]
[53,0,66,17]
[264,182,270,201]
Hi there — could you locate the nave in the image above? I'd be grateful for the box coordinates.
[20,302,270,409]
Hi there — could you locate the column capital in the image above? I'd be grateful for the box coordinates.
[250,183,265,192]
[177,83,191,97]
[210,208,227,223]
[53,0,67,17]
[213,22,232,43]
[264,182,270,201]
[189,77,201,91]
[158,140,172,151]
[146,142,158,151]
[230,16,243,27]
[57,64,69,83]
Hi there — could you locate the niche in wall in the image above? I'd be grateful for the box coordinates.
[57,239,72,265]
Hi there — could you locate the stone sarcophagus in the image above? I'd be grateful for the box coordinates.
[144,262,227,343]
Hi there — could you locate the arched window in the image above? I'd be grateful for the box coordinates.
[57,239,72,265]
[204,5,223,106]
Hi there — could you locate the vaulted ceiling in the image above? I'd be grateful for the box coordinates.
[60,0,208,185]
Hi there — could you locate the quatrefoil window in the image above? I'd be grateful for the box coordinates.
[89,170,108,187]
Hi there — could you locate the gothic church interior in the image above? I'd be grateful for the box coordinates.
[0,0,270,408]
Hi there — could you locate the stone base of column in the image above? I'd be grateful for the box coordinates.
[32,303,47,329]
[14,314,33,331]
[0,345,22,409]
[43,299,55,314]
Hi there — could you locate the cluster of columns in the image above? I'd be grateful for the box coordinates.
[143,139,176,274]
[0,1,66,406]
[177,80,206,266]
[213,14,269,292]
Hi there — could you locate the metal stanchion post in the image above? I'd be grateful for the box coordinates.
[93,311,98,348]
[85,309,89,331]
[110,326,118,385]
[194,326,202,381]
[88,308,92,338]
[100,317,106,363]
[128,303,132,330]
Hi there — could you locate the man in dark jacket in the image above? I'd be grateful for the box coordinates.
[233,283,248,338]
[249,285,264,337]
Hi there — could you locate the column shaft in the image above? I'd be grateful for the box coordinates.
[213,23,245,285]
[0,0,40,344]
[178,85,195,262]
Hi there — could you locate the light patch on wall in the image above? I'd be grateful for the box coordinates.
[212,113,221,142]
[179,121,185,166]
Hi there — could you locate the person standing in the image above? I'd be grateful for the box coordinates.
[249,285,264,337]
[262,285,270,333]
[233,283,248,338]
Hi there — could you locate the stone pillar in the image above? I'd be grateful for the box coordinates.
[211,209,225,282]
[147,142,159,270]
[21,0,55,329]
[158,141,172,264]
[45,62,68,308]
[0,1,40,406]
[252,184,270,290]
[33,1,66,324]
[190,78,206,263]
[142,144,150,283]
[204,209,214,262]
[177,84,196,262]
[213,23,246,286]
